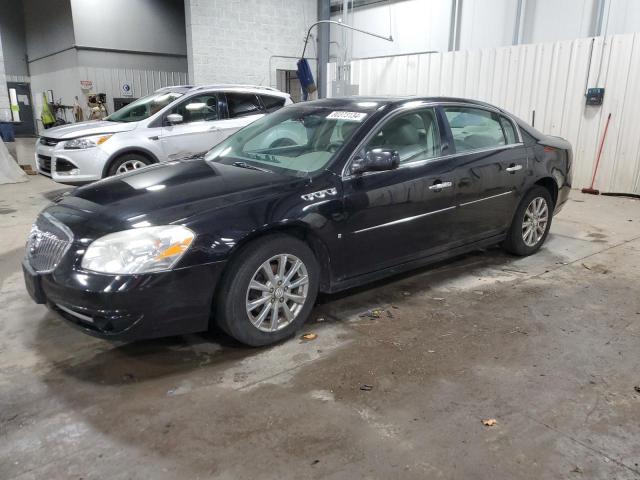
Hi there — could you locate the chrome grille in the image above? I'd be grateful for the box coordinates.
[25,214,73,273]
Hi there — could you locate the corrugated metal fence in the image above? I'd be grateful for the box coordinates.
[332,33,640,194]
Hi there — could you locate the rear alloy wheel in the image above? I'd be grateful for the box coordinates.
[522,197,549,247]
[503,186,554,256]
[107,153,152,177]
[215,235,319,346]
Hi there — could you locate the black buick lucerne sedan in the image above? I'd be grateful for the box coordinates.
[23,97,572,346]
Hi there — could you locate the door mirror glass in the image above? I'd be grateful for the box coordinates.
[351,148,400,175]
[166,113,183,125]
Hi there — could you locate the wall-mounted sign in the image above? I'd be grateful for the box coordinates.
[121,82,133,97]
[80,80,93,90]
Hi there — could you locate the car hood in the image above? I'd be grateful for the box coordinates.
[42,120,137,139]
[46,159,300,237]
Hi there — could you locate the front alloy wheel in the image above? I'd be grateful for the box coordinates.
[107,153,152,177]
[116,159,147,174]
[215,234,319,346]
[246,254,309,332]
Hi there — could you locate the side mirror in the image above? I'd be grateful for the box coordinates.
[351,148,400,175]
[166,113,183,125]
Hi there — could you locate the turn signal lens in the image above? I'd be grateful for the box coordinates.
[96,135,112,145]
[156,238,193,260]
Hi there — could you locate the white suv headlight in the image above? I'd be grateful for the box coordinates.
[64,134,113,150]
[81,225,195,274]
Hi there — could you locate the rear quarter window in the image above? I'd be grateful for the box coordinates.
[520,129,538,145]
[226,93,262,118]
[260,95,286,113]
[499,116,518,144]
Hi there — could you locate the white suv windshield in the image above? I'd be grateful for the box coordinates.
[107,91,184,123]
[205,105,368,176]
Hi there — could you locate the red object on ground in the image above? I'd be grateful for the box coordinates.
[582,112,612,195]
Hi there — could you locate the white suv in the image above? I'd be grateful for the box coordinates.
[35,85,293,184]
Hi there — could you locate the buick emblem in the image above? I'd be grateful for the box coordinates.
[28,231,43,254]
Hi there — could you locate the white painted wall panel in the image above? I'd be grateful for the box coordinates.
[459,0,516,50]
[331,0,452,58]
[336,33,640,194]
[522,0,594,44]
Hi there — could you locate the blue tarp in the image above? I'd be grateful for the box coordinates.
[0,123,15,142]
[296,59,317,100]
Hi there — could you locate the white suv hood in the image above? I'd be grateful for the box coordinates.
[41,120,138,139]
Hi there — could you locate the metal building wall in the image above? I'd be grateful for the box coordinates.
[336,33,640,194]
[77,67,189,112]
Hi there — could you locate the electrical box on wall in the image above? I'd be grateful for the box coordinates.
[586,88,605,106]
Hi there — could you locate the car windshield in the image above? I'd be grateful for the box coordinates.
[204,105,369,176]
[106,91,184,122]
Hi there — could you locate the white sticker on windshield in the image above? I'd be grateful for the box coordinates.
[326,111,368,122]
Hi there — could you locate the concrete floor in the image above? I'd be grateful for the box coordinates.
[1,175,639,480]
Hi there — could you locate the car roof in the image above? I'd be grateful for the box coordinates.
[302,96,504,112]
[155,84,290,97]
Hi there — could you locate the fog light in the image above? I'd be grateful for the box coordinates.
[58,169,80,176]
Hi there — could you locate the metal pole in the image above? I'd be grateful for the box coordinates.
[448,0,463,52]
[317,0,331,98]
[592,0,606,36]
[301,20,393,59]
[512,0,524,45]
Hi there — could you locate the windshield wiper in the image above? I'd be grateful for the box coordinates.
[232,161,273,173]
[180,151,207,160]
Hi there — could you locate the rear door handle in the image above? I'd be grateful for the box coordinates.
[506,164,523,173]
[429,181,453,191]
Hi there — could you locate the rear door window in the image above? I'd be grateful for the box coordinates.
[443,107,514,153]
[226,93,262,118]
[260,95,286,113]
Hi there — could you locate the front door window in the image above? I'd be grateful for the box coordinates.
[363,109,441,164]
[168,94,219,123]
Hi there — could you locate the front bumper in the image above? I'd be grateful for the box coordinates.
[23,259,226,341]
[35,141,109,184]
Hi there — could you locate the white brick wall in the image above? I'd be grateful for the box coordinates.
[185,0,317,87]
[0,32,12,122]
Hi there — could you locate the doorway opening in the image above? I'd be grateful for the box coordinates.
[276,70,302,103]
[7,82,36,137]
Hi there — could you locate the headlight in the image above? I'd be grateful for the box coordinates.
[64,134,113,150]
[81,225,195,274]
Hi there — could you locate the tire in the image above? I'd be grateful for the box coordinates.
[215,234,319,347]
[106,153,152,177]
[503,186,554,256]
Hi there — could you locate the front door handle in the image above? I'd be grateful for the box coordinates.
[429,181,453,191]
[506,164,523,173]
